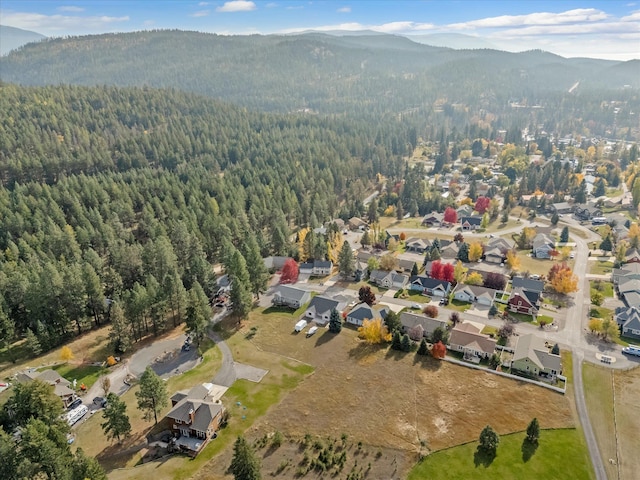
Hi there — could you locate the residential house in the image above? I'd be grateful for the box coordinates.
[615,306,640,339]
[508,287,540,315]
[215,274,232,296]
[612,263,640,285]
[574,204,603,221]
[399,312,448,339]
[487,236,515,251]
[512,277,545,293]
[369,270,408,289]
[330,218,346,231]
[550,202,573,215]
[263,256,292,272]
[303,296,346,325]
[511,334,562,377]
[271,285,311,309]
[345,304,389,327]
[348,217,367,231]
[405,237,430,254]
[166,383,225,456]
[299,260,333,276]
[421,212,444,227]
[409,275,452,298]
[440,242,460,259]
[617,277,640,307]
[397,257,418,274]
[460,216,482,231]
[532,233,555,259]
[457,205,473,218]
[16,369,76,408]
[448,321,497,361]
[452,284,496,306]
[625,248,640,264]
[483,246,505,264]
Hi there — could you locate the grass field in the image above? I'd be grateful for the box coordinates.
[407,429,593,480]
[590,280,613,297]
[48,363,105,390]
[589,260,614,275]
[515,252,556,276]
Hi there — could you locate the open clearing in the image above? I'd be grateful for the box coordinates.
[193,307,575,478]
[584,364,640,480]
[407,429,593,480]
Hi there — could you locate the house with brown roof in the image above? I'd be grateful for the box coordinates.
[16,368,76,408]
[511,334,562,377]
[448,321,497,362]
[167,383,225,456]
[399,312,448,339]
[508,287,540,315]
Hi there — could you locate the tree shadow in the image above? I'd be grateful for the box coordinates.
[473,447,496,468]
[314,330,336,347]
[521,438,538,462]
[412,352,441,370]
[385,348,407,361]
[347,342,387,361]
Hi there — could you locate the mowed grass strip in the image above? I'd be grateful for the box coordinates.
[582,364,618,480]
[613,367,640,480]
[408,429,594,480]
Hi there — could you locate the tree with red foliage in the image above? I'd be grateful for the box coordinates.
[430,260,444,280]
[444,207,458,224]
[442,263,454,283]
[424,305,439,318]
[358,286,376,305]
[279,259,299,284]
[549,249,559,259]
[475,196,491,214]
[483,272,506,290]
[548,262,570,283]
[431,341,446,359]
[454,232,464,243]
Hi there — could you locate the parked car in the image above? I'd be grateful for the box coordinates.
[93,396,107,408]
[622,346,640,357]
[306,326,319,337]
[68,398,83,410]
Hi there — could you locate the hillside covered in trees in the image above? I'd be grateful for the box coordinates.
[0,83,407,355]
[1,31,639,139]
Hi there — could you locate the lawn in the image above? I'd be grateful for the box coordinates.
[48,363,105,390]
[590,280,613,298]
[407,429,594,480]
[589,306,613,320]
[515,251,556,276]
[449,299,472,312]
[589,260,614,275]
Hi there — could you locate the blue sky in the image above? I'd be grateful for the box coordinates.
[1,1,638,60]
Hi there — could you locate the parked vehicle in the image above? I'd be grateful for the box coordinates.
[65,405,88,426]
[306,326,319,337]
[93,396,107,408]
[622,346,640,357]
[68,398,82,410]
[294,320,308,332]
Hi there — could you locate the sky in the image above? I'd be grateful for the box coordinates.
[1,1,639,60]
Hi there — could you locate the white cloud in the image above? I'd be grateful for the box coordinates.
[0,10,129,35]
[57,6,84,13]
[191,10,210,17]
[281,21,433,34]
[216,1,256,12]
[447,8,608,30]
[337,6,351,13]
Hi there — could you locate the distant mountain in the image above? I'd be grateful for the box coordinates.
[0,25,46,56]
[406,33,499,50]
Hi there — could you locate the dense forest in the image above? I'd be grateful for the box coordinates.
[0,83,408,355]
[1,31,639,139]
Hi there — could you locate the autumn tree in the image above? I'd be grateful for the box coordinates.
[430,261,444,280]
[449,312,461,327]
[498,321,515,339]
[483,272,506,290]
[454,232,464,243]
[628,223,640,248]
[431,341,446,359]
[453,260,468,283]
[481,213,490,229]
[591,291,604,306]
[442,263,454,283]
[549,263,578,294]
[468,242,483,262]
[358,318,391,344]
[424,305,439,318]
[465,272,484,285]
[358,286,376,305]
[279,258,299,284]
[380,253,398,271]
[444,207,457,224]
[60,346,74,362]
[517,227,537,249]
[136,367,168,425]
[474,196,490,214]
[506,250,520,270]
[408,324,425,342]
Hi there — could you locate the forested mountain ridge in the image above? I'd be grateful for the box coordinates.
[0,84,406,355]
[1,30,638,139]
[0,25,46,56]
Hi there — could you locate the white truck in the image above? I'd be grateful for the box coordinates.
[294,320,307,332]
[65,404,88,426]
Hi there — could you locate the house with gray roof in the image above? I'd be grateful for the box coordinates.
[399,312,448,339]
[166,382,225,456]
[615,306,640,339]
[550,202,573,215]
[512,276,544,293]
[369,270,408,289]
[613,263,640,285]
[405,237,431,254]
[16,369,76,408]
[303,296,346,325]
[452,284,496,306]
[345,304,388,327]
[271,285,311,309]
[299,259,333,276]
[441,241,460,259]
[532,233,555,258]
[511,334,562,377]
[486,236,515,251]
[421,212,444,227]
[483,246,505,264]
[409,275,451,297]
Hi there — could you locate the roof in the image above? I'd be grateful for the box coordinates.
[513,334,562,372]
[347,304,388,322]
[306,296,341,316]
[487,237,514,250]
[461,216,482,226]
[552,202,572,211]
[272,285,309,302]
[616,306,640,326]
[510,287,539,307]
[399,312,447,335]
[512,277,544,293]
[166,398,223,433]
[422,212,444,222]
[622,291,640,307]
[449,322,497,355]
[409,275,451,291]
[263,256,292,270]
[35,369,71,387]
[618,278,640,294]
[532,233,554,250]
[484,246,503,258]
[458,284,498,300]
[405,238,430,249]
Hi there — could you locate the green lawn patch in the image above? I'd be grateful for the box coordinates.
[481,326,498,336]
[590,280,613,298]
[449,299,471,312]
[590,260,614,275]
[408,429,593,480]
[589,306,613,320]
[621,335,640,347]
[508,312,536,323]
[48,363,105,390]
[166,338,222,393]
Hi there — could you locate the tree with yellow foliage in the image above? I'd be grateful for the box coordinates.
[358,318,391,344]
[468,242,483,262]
[505,250,520,271]
[559,246,572,261]
[628,223,640,249]
[550,266,578,294]
[453,260,468,284]
[465,272,484,286]
[297,227,309,261]
[60,346,74,362]
[588,318,603,334]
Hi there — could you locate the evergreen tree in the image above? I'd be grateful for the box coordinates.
[551,343,560,355]
[457,242,470,263]
[391,330,402,350]
[185,281,210,347]
[574,180,587,204]
[594,179,606,197]
[411,263,419,276]
[550,212,559,226]
[417,338,428,355]
[338,241,355,278]
[101,393,131,442]
[328,308,342,333]
[241,235,270,299]
[560,226,569,243]
[228,249,254,318]
[109,301,132,354]
[25,328,42,358]
[401,334,412,352]
[229,436,261,480]
[600,234,613,252]
[526,417,540,443]
[501,210,509,224]
[478,425,500,454]
[72,448,108,480]
[136,367,168,425]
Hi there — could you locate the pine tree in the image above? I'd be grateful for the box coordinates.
[242,234,270,299]
[109,301,132,354]
[328,308,342,333]
[600,234,613,252]
[230,436,261,480]
[185,281,210,347]
[101,393,131,443]
[338,240,355,278]
[550,212,559,226]
[401,334,412,352]
[136,367,168,425]
[25,328,42,358]
[560,226,569,243]
[526,417,540,443]
[417,338,428,355]
[457,242,470,262]
[479,425,500,454]
[391,330,402,351]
